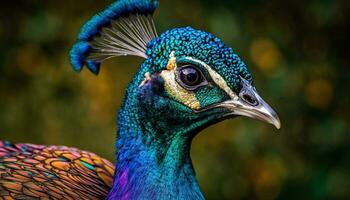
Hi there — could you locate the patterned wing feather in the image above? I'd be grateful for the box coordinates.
[0,141,115,200]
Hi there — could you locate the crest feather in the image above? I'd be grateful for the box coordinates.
[70,0,158,74]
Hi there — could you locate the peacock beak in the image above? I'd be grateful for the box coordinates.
[221,76,281,129]
[220,91,281,129]
[200,77,281,129]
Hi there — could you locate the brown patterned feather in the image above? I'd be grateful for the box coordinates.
[0,141,115,200]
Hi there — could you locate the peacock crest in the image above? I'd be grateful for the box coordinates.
[70,0,159,74]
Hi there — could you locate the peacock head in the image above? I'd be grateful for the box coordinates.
[136,27,280,138]
[70,0,280,140]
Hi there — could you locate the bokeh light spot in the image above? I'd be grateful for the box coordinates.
[305,79,333,109]
[16,45,44,75]
[250,38,282,74]
[252,156,287,200]
[209,9,240,43]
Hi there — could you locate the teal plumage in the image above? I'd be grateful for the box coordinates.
[1,0,281,199]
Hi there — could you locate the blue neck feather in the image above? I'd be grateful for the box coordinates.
[107,68,205,200]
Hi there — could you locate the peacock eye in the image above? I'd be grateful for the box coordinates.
[176,65,207,90]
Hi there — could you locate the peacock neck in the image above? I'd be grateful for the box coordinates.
[107,81,204,200]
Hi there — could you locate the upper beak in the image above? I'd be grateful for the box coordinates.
[203,77,281,129]
[220,93,281,129]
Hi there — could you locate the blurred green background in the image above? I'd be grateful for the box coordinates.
[0,0,349,199]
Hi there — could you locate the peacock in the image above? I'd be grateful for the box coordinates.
[0,0,281,199]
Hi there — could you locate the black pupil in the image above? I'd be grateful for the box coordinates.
[180,67,201,86]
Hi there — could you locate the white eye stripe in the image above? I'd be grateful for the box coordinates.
[182,57,239,100]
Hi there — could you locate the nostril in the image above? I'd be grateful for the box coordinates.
[242,94,258,106]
